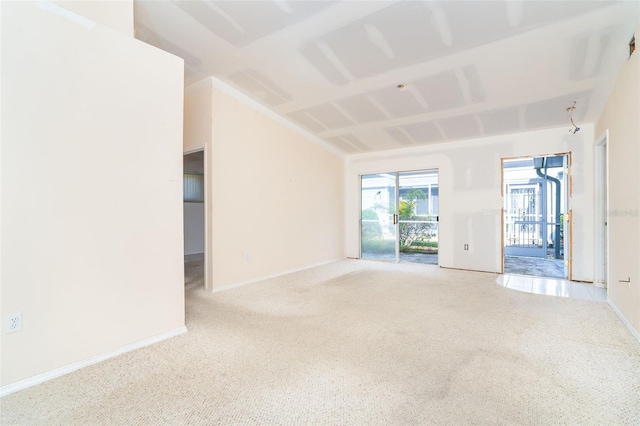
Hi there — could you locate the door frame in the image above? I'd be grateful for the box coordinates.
[500,152,572,279]
[594,131,609,289]
[183,146,210,291]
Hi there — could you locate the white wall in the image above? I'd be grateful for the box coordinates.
[183,78,345,290]
[0,2,184,387]
[184,203,205,255]
[596,28,640,338]
[347,125,594,281]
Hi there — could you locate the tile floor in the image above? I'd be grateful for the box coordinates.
[496,274,608,302]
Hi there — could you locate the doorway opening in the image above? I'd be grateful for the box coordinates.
[502,155,570,279]
[183,150,205,290]
[360,169,438,265]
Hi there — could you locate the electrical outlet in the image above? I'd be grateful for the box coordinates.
[464,244,469,250]
[244,252,250,261]
[6,313,22,333]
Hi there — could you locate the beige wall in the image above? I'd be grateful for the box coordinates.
[347,125,595,281]
[52,0,133,36]
[0,2,184,387]
[184,82,213,153]
[596,32,640,337]
[183,79,345,290]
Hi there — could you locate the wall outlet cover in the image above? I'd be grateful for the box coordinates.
[6,313,22,333]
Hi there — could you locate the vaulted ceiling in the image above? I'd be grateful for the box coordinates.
[134,1,639,154]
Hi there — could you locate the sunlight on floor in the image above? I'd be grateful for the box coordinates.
[496,275,607,302]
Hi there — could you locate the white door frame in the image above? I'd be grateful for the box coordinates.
[594,130,609,289]
[501,153,572,279]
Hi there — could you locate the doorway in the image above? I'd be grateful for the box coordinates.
[360,170,439,265]
[502,155,570,279]
[183,150,205,289]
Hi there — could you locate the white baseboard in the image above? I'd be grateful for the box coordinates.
[211,258,344,293]
[608,300,640,343]
[0,326,188,398]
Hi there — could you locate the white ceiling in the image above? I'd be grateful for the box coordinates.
[134,0,640,154]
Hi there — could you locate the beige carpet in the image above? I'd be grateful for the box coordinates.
[2,259,640,425]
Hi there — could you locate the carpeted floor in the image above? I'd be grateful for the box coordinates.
[2,259,640,425]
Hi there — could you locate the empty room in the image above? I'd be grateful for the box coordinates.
[1,0,639,424]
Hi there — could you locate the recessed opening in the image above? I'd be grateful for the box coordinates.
[629,33,635,59]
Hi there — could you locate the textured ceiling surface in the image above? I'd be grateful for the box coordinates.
[134,0,640,154]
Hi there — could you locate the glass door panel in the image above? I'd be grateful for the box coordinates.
[361,173,397,261]
[398,171,438,265]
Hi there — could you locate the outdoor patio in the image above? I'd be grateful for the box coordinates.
[504,255,565,279]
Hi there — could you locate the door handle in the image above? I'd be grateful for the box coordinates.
[393,214,398,225]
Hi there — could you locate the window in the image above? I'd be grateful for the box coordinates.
[183,173,204,203]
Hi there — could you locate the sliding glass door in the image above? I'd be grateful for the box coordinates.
[361,170,438,264]
[361,173,397,261]
[398,171,438,264]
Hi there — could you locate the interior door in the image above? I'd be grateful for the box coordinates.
[361,173,397,261]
